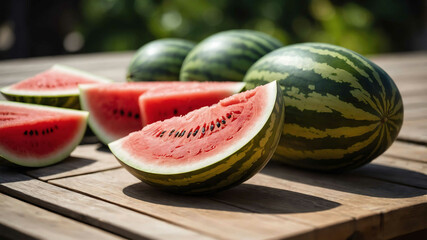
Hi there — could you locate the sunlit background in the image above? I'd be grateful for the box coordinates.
[0,0,426,60]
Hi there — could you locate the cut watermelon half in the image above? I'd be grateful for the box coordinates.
[109,81,284,194]
[0,101,88,167]
[79,82,245,144]
[0,65,111,109]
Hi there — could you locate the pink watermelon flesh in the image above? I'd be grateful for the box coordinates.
[0,101,87,167]
[139,85,243,126]
[80,82,244,144]
[115,83,268,168]
[8,65,108,92]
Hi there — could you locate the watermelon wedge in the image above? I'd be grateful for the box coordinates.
[79,82,245,144]
[0,101,88,167]
[109,81,284,194]
[0,65,111,109]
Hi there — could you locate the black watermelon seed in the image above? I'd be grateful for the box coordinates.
[175,131,180,137]
[173,109,178,115]
[227,114,231,119]
[134,114,140,119]
[24,130,28,135]
[169,129,175,136]
[50,128,53,133]
[42,130,45,135]
[120,110,124,116]
[180,130,186,137]
[216,121,221,128]
[222,119,226,124]
[187,131,192,138]
[35,130,38,136]
[210,124,214,131]
[128,111,132,117]
[159,130,166,137]
[193,129,198,136]
[29,130,33,136]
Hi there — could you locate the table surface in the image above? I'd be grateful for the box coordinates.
[0,51,426,240]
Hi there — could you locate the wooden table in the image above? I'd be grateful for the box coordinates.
[0,51,426,240]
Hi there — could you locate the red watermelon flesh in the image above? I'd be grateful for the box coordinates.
[139,83,245,126]
[0,101,88,167]
[79,82,245,145]
[109,81,275,172]
[3,65,111,95]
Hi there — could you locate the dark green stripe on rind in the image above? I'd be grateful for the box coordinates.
[180,30,283,82]
[127,39,196,82]
[1,93,81,109]
[244,43,404,172]
[113,81,285,194]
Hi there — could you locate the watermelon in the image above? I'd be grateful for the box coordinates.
[0,101,88,167]
[109,81,284,194]
[79,82,245,144]
[180,30,283,82]
[0,65,111,109]
[244,43,404,171]
[127,39,196,82]
[138,83,245,126]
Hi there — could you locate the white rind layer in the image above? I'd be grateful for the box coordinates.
[108,81,278,175]
[0,101,88,167]
[0,64,111,97]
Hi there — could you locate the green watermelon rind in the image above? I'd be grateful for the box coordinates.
[180,30,283,82]
[127,39,196,82]
[108,81,285,194]
[0,101,88,167]
[243,42,404,172]
[0,65,112,109]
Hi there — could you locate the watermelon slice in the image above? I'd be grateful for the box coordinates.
[0,65,111,109]
[0,101,88,167]
[79,82,245,144]
[109,81,284,194]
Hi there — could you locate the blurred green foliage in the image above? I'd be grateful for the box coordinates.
[0,0,424,59]
[76,0,425,55]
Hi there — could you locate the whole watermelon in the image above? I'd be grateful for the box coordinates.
[127,39,196,82]
[180,30,283,82]
[243,43,404,171]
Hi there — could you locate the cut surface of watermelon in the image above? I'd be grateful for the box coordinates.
[79,82,245,144]
[0,65,111,109]
[0,101,88,167]
[109,81,284,194]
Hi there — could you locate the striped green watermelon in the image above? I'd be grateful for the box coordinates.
[0,65,111,109]
[244,43,404,171]
[180,30,283,82]
[109,81,284,194]
[127,39,196,82]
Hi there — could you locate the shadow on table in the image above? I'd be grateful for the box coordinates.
[25,156,97,179]
[262,161,426,199]
[123,182,340,214]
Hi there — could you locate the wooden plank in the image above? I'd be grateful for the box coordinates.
[403,105,427,121]
[355,155,427,189]
[213,180,379,240]
[0,169,214,240]
[260,162,427,239]
[398,119,427,144]
[0,193,122,240]
[384,141,427,163]
[26,143,121,181]
[50,168,315,240]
